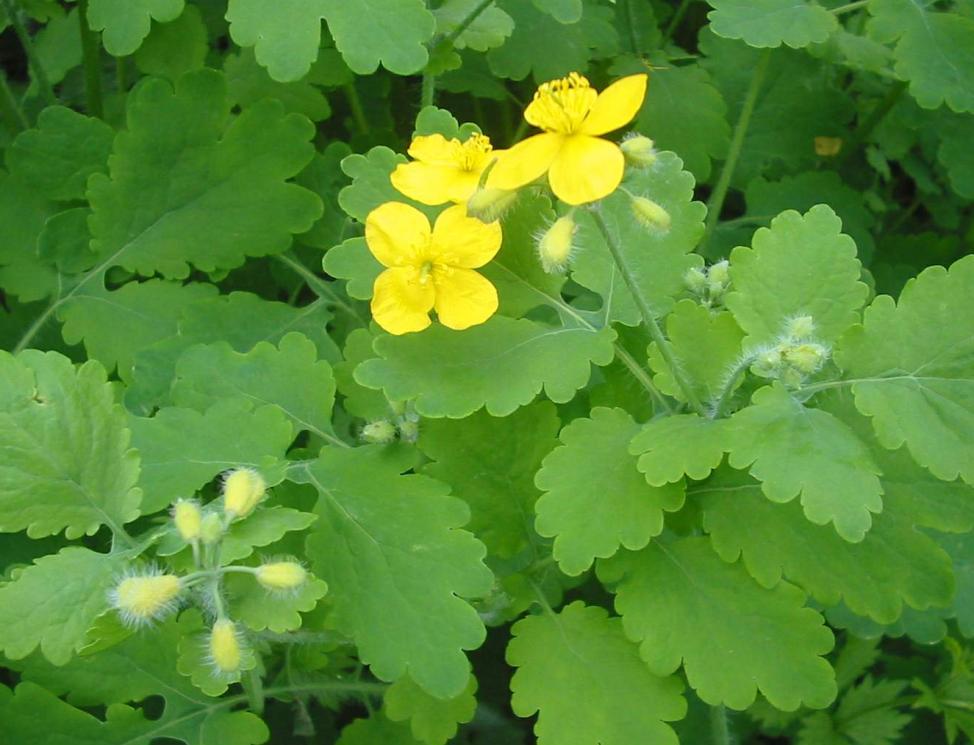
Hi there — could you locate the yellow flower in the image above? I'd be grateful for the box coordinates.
[366,202,502,335]
[391,133,503,205]
[488,72,648,205]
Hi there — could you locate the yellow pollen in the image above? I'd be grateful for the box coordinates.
[457,134,493,170]
[532,73,595,134]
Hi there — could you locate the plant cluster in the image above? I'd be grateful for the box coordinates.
[0,1,973,745]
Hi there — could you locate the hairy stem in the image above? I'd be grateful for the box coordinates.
[0,70,28,132]
[622,0,642,54]
[710,704,732,745]
[274,251,368,327]
[701,48,771,252]
[420,72,436,108]
[591,210,706,416]
[77,0,104,117]
[1,0,57,107]
[709,354,755,419]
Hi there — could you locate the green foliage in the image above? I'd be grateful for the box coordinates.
[708,0,837,49]
[86,0,184,56]
[384,674,478,745]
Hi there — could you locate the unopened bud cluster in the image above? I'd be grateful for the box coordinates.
[749,315,830,387]
[360,400,422,444]
[109,466,313,679]
[685,260,731,307]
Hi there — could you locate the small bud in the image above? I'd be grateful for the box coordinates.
[783,343,829,375]
[398,419,420,443]
[361,419,397,444]
[209,618,243,674]
[621,135,657,168]
[466,187,517,223]
[536,214,576,274]
[751,348,783,378]
[199,513,224,544]
[223,468,266,520]
[784,315,816,340]
[630,195,671,232]
[814,136,843,157]
[707,260,730,288]
[111,571,182,627]
[388,399,407,417]
[684,266,708,294]
[256,561,307,592]
[173,499,202,542]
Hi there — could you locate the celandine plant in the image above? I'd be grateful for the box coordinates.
[0,1,972,744]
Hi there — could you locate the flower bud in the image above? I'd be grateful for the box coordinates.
[751,348,783,379]
[398,419,420,443]
[361,419,397,444]
[784,315,816,341]
[256,561,307,592]
[223,468,265,520]
[783,343,829,375]
[173,499,202,542]
[209,618,242,674]
[536,214,576,274]
[707,260,730,288]
[814,136,842,157]
[630,195,671,232]
[466,187,517,223]
[684,266,708,294]
[199,513,224,544]
[111,572,182,627]
[621,135,657,168]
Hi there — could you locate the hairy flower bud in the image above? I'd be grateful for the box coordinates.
[398,419,420,443]
[223,468,265,520]
[684,266,708,294]
[173,499,202,542]
[209,618,243,674]
[751,348,783,379]
[707,260,730,288]
[466,187,517,223]
[783,342,829,375]
[784,315,816,341]
[630,195,671,232]
[111,571,182,627]
[199,513,223,544]
[256,561,307,592]
[536,214,576,274]
[361,419,397,444]
[620,134,657,168]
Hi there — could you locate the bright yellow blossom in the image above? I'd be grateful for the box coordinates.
[366,202,502,335]
[489,72,648,205]
[391,133,503,205]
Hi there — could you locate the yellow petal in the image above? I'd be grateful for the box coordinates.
[365,202,431,267]
[430,204,503,269]
[407,133,460,164]
[524,80,597,134]
[486,133,563,191]
[371,267,435,335]
[548,135,625,205]
[579,74,648,136]
[391,161,479,205]
[433,267,498,330]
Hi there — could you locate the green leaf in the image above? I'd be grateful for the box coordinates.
[334,327,390,421]
[336,146,436,224]
[224,49,331,122]
[86,69,321,279]
[937,112,974,199]
[708,0,837,49]
[171,332,336,442]
[339,714,422,745]
[535,407,685,576]
[434,0,514,52]
[296,142,354,249]
[60,280,218,382]
[487,0,618,82]
[572,152,706,326]
[0,548,124,665]
[868,0,974,112]
[726,384,883,541]
[725,205,868,347]
[647,300,745,405]
[631,414,729,485]
[226,571,328,633]
[31,7,82,90]
[0,350,141,538]
[932,532,974,638]
[798,677,911,745]
[355,317,616,418]
[5,106,114,202]
[129,398,293,514]
[87,0,184,55]
[419,401,560,559]
[323,237,382,300]
[37,208,96,274]
[133,5,207,81]
[532,0,582,23]
[507,601,686,745]
[303,447,493,698]
[384,674,478,745]
[699,466,953,624]
[176,609,257,697]
[599,537,836,710]
[0,172,58,302]
[226,0,329,81]
[834,256,974,484]
[10,617,269,745]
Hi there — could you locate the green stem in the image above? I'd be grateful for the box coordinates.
[591,209,706,416]
[701,49,771,252]
[274,252,367,327]
[77,0,103,117]
[835,80,907,167]
[614,344,673,414]
[420,72,436,108]
[115,56,128,93]
[831,0,870,13]
[710,704,731,745]
[342,82,369,136]
[2,0,57,107]
[710,355,753,419]
[441,0,495,46]
[662,0,693,45]
[0,70,29,132]
[622,0,641,55]
[244,668,265,715]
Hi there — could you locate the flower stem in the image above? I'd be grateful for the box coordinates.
[662,0,693,45]
[420,72,436,108]
[274,251,367,327]
[710,704,731,745]
[709,354,754,418]
[342,82,369,136]
[591,209,706,416]
[0,70,29,132]
[77,0,104,117]
[2,0,57,107]
[700,48,771,253]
